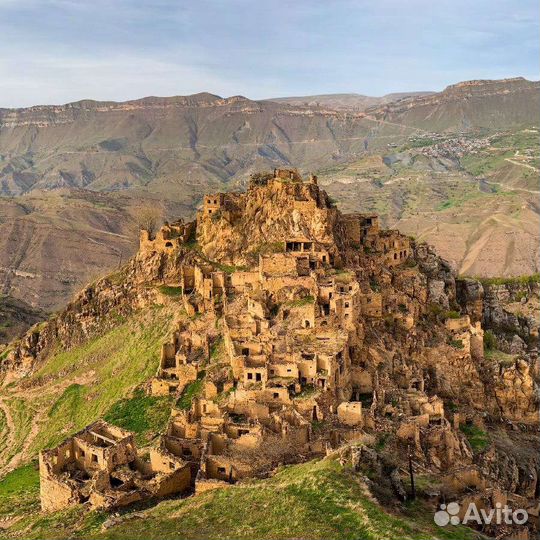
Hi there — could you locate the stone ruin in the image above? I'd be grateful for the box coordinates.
[39,420,191,511]
[39,168,539,538]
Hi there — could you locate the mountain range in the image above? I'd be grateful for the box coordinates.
[0,76,538,318]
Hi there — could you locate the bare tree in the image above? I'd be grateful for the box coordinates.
[137,205,162,238]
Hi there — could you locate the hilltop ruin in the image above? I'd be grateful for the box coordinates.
[33,169,539,538]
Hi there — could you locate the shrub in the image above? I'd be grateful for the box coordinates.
[460,424,490,452]
[483,330,497,351]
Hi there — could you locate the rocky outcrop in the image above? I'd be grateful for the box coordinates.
[456,277,484,323]
[492,359,539,425]
[414,243,456,308]
[482,281,539,347]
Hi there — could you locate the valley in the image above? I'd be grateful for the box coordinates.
[0,77,538,324]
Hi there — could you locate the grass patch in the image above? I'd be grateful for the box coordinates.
[478,273,540,287]
[460,424,490,452]
[48,383,85,418]
[249,242,284,257]
[0,459,482,540]
[4,397,34,463]
[176,374,205,410]
[23,307,176,454]
[483,329,497,350]
[436,200,454,211]
[209,337,224,362]
[400,137,439,151]
[93,459,478,539]
[295,384,317,399]
[485,349,516,367]
[158,285,183,297]
[374,433,389,451]
[449,339,464,349]
[0,462,39,498]
[0,462,40,519]
[104,389,173,445]
[460,149,514,177]
[286,295,315,308]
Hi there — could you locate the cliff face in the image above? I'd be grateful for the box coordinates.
[368,78,540,132]
[482,280,540,347]
[196,178,342,266]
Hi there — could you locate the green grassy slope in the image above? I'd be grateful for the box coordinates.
[0,304,178,471]
[0,458,483,540]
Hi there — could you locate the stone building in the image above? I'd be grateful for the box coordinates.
[39,420,191,511]
[39,167,538,540]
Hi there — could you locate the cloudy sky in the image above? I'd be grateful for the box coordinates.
[0,0,538,107]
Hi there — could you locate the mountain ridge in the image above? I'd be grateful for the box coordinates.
[0,76,538,314]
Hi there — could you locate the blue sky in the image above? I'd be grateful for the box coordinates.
[0,0,538,107]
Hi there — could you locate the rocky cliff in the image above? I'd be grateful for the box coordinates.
[0,77,538,314]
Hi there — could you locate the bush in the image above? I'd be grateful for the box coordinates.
[460,424,490,452]
[428,303,443,317]
[483,330,497,351]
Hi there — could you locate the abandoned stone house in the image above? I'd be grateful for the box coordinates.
[139,219,195,254]
[39,167,537,539]
[39,420,191,511]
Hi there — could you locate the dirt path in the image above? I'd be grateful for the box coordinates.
[10,408,42,471]
[0,371,97,475]
[482,178,540,195]
[504,157,539,173]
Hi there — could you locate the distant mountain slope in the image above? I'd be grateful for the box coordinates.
[368,77,540,132]
[0,77,538,310]
[0,78,537,199]
[0,94,377,198]
[267,91,434,110]
[0,189,186,311]
[0,295,45,344]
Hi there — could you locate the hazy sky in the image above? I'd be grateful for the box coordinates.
[1,0,538,107]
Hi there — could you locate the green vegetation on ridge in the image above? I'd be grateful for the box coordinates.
[0,458,481,540]
[0,305,177,466]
